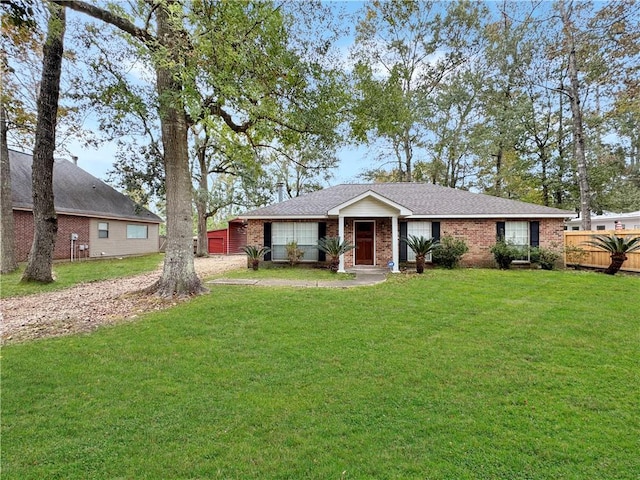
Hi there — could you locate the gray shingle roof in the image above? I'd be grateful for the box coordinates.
[242,183,574,218]
[9,149,163,223]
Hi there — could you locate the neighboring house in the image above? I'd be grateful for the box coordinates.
[565,211,640,231]
[206,218,247,254]
[240,183,574,272]
[9,149,163,262]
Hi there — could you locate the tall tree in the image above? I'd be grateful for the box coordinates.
[21,2,65,283]
[350,0,485,182]
[58,0,344,295]
[56,0,206,296]
[558,0,592,229]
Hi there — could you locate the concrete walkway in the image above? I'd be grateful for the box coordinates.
[207,267,389,288]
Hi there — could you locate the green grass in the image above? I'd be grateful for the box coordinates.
[2,269,639,479]
[0,254,163,298]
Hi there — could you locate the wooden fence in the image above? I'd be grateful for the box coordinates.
[564,230,640,272]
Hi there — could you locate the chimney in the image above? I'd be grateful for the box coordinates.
[71,155,78,166]
[276,182,284,202]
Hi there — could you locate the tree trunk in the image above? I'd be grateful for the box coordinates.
[54,0,205,296]
[604,253,626,275]
[416,255,425,274]
[21,4,65,283]
[1,106,18,273]
[195,144,209,258]
[144,2,206,297]
[560,0,591,230]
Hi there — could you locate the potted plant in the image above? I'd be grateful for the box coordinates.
[582,233,640,275]
[317,236,355,272]
[403,235,438,274]
[242,245,271,271]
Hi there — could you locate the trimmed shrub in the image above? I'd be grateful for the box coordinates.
[432,235,469,269]
[490,240,519,269]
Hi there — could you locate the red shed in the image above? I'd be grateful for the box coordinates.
[206,218,247,254]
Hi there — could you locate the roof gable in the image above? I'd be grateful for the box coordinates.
[327,190,412,216]
[9,149,163,223]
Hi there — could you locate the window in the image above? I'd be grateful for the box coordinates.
[127,224,148,239]
[406,221,432,262]
[98,222,109,238]
[596,225,606,231]
[272,222,318,261]
[572,226,580,231]
[505,221,530,262]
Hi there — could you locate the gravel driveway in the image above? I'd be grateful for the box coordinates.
[1,255,246,345]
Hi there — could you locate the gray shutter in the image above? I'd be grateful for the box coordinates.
[263,222,272,261]
[530,221,540,247]
[318,222,326,262]
[432,222,441,241]
[399,222,408,262]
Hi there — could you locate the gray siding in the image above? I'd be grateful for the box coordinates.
[89,218,160,257]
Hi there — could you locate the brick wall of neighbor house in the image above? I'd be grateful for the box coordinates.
[440,218,565,267]
[13,210,90,262]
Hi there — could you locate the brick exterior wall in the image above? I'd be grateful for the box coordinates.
[13,210,90,262]
[247,217,566,268]
[440,218,564,267]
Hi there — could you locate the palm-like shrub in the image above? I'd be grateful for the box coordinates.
[582,233,640,275]
[242,245,271,271]
[317,236,355,272]
[403,235,438,274]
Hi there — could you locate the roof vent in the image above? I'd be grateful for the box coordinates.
[71,155,78,165]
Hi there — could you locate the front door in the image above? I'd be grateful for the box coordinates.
[355,221,375,265]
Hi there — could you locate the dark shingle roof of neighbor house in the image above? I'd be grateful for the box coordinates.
[242,183,574,218]
[9,149,163,223]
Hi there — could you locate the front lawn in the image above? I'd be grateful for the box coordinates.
[2,269,639,479]
[0,254,163,298]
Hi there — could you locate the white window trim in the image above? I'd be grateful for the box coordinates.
[406,221,432,263]
[505,221,530,263]
[126,224,148,239]
[271,222,319,262]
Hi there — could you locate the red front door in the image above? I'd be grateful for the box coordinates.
[355,221,374,265]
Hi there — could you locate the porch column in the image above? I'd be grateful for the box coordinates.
[338,215,346,273]
[391,215,400,273]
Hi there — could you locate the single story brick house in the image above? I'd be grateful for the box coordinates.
[240,183,574,272]
[9,149,163,262]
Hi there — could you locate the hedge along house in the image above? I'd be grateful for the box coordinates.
[241,183,574,272]
[9,149,163,262]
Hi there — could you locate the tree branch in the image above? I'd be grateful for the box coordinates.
[53,1,157,48]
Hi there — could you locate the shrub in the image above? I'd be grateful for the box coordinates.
[565,245,588,269]
[531,246,561,270]
[242,245,271,271]
[317,236,355,272]
[582,233,640,275]
[490,240,519,269]
[402,235,438,274]
[432,235,469,269]
[285,241,304,266]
